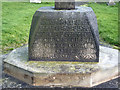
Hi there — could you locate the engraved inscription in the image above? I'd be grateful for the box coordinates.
[30,16,97,61]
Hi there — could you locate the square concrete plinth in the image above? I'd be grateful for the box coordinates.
[3,45,119,87]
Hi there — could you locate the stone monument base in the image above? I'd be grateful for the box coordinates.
[3,46,119,87]
[29,6,99,62]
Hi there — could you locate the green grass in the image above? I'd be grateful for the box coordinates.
[88,3,119,47]
[2,2,54,53]
[118,2,120,47]
[2,2,119,53]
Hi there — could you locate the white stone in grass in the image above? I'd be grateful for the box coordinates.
[108,0,116,6]
[30,0,41,3]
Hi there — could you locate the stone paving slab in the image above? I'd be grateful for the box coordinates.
[3,45,119,87]
[1,73,119,88]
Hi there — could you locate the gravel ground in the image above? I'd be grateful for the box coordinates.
[93,77,119,88]
[2,73,33,88]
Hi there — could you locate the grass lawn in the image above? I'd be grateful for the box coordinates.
[88,3,119,48]
[2,2,54,53]
[2,2,119,53]
[118,2,120,44]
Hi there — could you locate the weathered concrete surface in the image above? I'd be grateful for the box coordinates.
[3,45,119,87]
[55,0,75,10]
[75,2,88,6]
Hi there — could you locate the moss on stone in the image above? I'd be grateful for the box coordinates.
[27,61,98,66]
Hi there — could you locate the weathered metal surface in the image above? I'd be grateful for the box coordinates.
[29,7,99,62]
